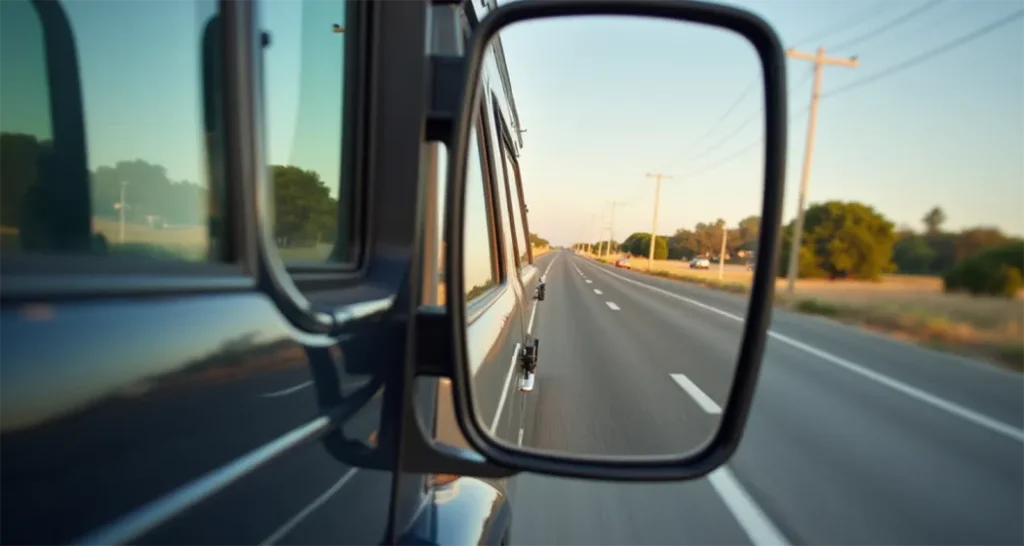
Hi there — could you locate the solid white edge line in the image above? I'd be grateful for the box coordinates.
[527,254,558,336]
[261,381,313,398]
[771,331,1024,442]
[526,302,538,335]
[670,373,722,414]
[543,253,559,277]
[490,342,522,434]
[605,302,620,311]
[577,257,1024,443]
[259,468,359,545]
[708,467,791,546]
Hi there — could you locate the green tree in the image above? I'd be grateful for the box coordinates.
[778,201,896,281]
[272,165,337,247]
[943,242,1024,298]
[529,232,549,247]
[892,235,936,274]
[92,159,207,226]
[736,215,760,250]
[923,206,946,235]
[667,228,698,260]
[952,227,1011,263]
[619,232,667,259]
[649,236,669,259]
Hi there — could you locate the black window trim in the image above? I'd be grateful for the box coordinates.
[281,0,369,285]
[0,0,426,342]
[0,0,259,301]
[475,93,513,288]
[0,0,373,302]
[465,95,505,317]
[491,97,531,269]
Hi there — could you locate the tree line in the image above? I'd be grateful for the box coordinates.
[575,201,1023,298]
[1,133,338,249]
[581,215,761,262]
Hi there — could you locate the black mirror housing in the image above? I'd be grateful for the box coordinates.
[416,0,787,482]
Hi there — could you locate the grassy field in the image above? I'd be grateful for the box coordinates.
[2,219,210,260]
[92,217,210,260]
[3,219,340,263]
[591,253,1023,372]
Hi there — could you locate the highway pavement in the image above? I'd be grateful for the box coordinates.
[510,250,1024,545]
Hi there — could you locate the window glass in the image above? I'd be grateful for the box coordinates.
[482,104,518,273]
[262,0,350,264]
[434,143,448,305]
[501,144,530,266]
[464,126,498,301]
[0,0,227,262]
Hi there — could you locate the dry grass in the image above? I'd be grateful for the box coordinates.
[2,219,209,260]
[92,217,208,248]
[277,244,334,262]
[588,253,1023,372]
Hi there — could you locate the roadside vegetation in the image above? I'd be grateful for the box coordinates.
[579,203,1023,372]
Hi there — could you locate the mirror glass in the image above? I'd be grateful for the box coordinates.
[461,14,765,458]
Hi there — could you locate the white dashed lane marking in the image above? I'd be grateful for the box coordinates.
[670,373,722,414]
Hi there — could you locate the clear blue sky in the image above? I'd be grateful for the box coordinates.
[4,0,1020,244]
[1,0,344,194]
[496,0,1024,246]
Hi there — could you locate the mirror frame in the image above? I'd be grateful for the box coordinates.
[443,0,788,481]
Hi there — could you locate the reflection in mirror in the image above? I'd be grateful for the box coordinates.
[461,15,765,458]
[262,0,350,264]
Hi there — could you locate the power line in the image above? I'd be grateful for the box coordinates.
[669,67,813,170]
[789,1,891,48]
[830,0,948,53]
[679,106,810,179]
[655,2,949,180]
[824,8,1024,99]
[658,3,885,174]
[653,77,757,174]
[851,2,973,55]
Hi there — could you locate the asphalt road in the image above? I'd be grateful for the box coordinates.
[510,250,1024,546]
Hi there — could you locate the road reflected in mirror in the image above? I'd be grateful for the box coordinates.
[460,15,765,458]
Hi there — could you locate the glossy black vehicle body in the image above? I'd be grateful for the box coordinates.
[0,0,513,544]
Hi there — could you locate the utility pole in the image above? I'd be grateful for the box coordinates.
[598,208,607,257]
[785,46,858,294]
[589,214,598,255]
[117,181,129,244]
[718,223,728,281]
[607,200,626,257]
[645,172,671,270]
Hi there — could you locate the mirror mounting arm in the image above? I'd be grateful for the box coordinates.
[425,55,467,144]
[413,305,455,377]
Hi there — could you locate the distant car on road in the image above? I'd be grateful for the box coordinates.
[615,256,631,269]
[689,257,710,269]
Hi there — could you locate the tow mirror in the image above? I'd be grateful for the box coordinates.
[417,0,786,482]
